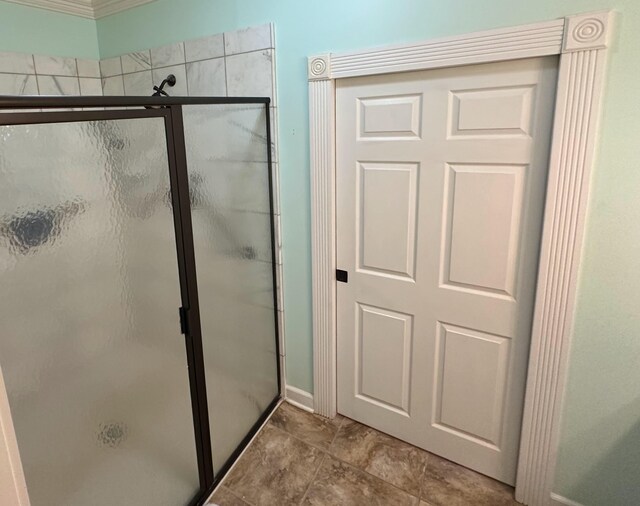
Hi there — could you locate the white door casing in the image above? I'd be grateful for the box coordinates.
[309,11,612,506]
[336,57,558,485]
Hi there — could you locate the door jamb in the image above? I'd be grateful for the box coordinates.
[307,11,612,506]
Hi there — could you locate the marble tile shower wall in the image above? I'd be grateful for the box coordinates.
[0,52,102,96]
[100,24,276,103]
[100,23,286,376]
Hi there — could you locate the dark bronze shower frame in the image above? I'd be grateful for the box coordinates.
[0,95,281,506]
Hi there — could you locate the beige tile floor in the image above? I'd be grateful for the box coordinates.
[208,402,519,506]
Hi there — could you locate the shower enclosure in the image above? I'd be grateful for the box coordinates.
[0,96,279,506]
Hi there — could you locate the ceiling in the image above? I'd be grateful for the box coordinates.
[3,0,157,19]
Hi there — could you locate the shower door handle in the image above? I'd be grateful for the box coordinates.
[179,307,189,335]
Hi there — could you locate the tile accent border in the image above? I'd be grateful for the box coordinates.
[307,11,613,506]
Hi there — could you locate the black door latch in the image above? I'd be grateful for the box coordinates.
[336,269,348,283]
[179,306,189,335]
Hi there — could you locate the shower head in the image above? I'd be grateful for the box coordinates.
[151,74,177,97]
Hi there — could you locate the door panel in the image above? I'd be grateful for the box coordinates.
[357,304,413,414]
[450,85,534,137]
[435,323,510,446]
[358,94,423,140]
[359,162,419,279]
[337,57,558,484]
[443,164,526,297]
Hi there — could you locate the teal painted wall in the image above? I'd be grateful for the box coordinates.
[97,3,640,503]
[98,4,640,504]
[0,1,99,58]
[2,0,637,503]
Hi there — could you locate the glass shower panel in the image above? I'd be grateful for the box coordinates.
[182,104,278,472]
[0,117,199,505]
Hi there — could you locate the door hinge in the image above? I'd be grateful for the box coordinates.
[336,269,348,283]
[179,306,189,335]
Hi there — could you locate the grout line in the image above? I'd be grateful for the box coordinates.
[120,69,152,77]
[213,484,257,506]
[32,55,40,95]
[147,61,187,72]
[329,413,346,449]
[31,54,39,76]
[225,486,256,506]
[0,70,90,78]
[330,452,423,501]
[35,74,82,79]
[417,450,430,503]
[0,70,35,77]
[241,411,424,504]
[265,424,336,460]
[182,53,227,65]
[74,60,80,96]
[222,33,229,97]
[0,45,269,76]
[284,415,429,504]
[101,42,273,70]
[205,399,284,504]
[182,42,190,96]
[276,411,424,501]
[222,46,275,59]
[298,452,326,505]
[116,46,273,69]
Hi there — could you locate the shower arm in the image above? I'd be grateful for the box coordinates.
[152,74,177,97]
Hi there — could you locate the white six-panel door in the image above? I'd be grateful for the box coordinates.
[336,57,558,485]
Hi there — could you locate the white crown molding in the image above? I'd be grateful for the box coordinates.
[2,0,94,18]
[92,0,156,18]
[2,0,157,19]
[308,11,613,506]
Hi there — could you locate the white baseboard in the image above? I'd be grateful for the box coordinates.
[550,493,584,506]
[284,385,314,413]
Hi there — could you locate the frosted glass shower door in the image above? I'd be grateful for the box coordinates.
[0,115,200,505]
[182,104,279,472]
